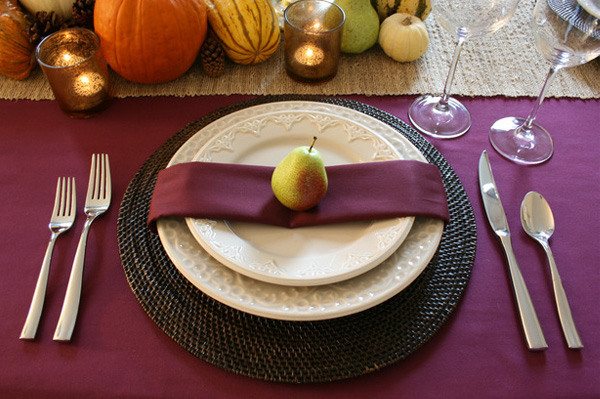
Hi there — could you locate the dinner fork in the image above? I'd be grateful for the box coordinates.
[54,154,111,341]
[20,177,76,340]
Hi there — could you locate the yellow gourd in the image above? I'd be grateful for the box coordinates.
[378,13,429,63]
[19,0,74,20]
[202,0,280,65]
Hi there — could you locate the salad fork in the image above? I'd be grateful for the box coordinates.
[54,154,111,341]
[20,177,76,340]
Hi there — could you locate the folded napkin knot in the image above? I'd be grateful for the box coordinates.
[147,160,449,232]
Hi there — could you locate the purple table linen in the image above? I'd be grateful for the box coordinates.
[1,94,598,399]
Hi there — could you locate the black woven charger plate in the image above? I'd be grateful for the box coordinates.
[117,95,477,383]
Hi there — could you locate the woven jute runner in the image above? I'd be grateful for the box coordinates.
[1,0,598,100]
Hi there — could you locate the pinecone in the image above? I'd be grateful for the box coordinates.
[200,30,226,77]
[28,11,71,46]
[72,0,95,29]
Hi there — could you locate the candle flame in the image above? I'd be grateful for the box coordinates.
[74,72,105,96]
[295,44,325,67]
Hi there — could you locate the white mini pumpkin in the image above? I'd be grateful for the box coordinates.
[19,0,74,20]
[378,13,429,62]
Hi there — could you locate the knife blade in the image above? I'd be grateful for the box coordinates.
[479,150,548,351]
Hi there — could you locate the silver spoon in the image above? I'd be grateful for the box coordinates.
[521,191,583,349]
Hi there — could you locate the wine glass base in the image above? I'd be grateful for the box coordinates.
[408,95,471,139]
[489,117,554,165]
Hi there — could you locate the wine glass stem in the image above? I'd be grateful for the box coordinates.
[438,36,467,111]
[522,64,562,130]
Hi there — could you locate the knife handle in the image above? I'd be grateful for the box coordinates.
[500,236,548,351]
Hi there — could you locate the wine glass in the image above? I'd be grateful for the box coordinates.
[408,0,520,138]
[489,0,600,164]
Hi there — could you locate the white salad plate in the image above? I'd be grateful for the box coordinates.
[156,101,444,321]
[185,105,414,286]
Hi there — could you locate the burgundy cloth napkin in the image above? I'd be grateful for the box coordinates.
[147,160,449,231]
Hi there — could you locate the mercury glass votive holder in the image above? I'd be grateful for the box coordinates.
[36,28,113,118]
[284,0,345,83]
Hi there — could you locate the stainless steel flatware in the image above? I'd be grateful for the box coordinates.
[54,154,111,341]
[478,151,547,351]
[521,191,583,349]
[20,177,76,340]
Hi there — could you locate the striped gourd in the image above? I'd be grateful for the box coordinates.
[371,0,431,22]
[203,0,281,65]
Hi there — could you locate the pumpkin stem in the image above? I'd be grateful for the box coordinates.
[402,16,413,26]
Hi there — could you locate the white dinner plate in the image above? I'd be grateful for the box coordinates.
[156,101,444,321]
[185,106,414,286]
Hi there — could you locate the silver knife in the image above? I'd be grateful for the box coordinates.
[479,150,547,351]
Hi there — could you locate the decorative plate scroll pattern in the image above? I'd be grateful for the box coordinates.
[197,104,400,163]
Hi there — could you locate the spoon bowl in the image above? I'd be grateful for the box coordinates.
[520,191,583,349]
[521,192,555,242]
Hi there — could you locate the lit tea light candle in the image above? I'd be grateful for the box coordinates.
[308,21,321,31]
[74,72,106,97]
[36,28,113,118]
[295,44,325,67]
[283,0,344,83]
[57,52,86,67]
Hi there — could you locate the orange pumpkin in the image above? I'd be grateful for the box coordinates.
[0,0,35,80]
[94,0,208,84]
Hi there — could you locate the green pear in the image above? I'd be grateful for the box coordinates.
[271,137,328,211]
[335,0,380,54]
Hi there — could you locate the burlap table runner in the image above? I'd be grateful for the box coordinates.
[1,0,598,100]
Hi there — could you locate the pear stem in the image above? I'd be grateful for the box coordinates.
[308,136,317,152]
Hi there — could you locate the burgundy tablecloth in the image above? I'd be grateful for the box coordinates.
[1,94,598,399]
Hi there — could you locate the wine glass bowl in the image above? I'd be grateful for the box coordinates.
[489,0,600,164]
[408,0,520,139]
[534,0,600,66]
[435,3,518,39]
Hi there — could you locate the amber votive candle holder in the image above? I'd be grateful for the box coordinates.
[36,28,113,118]
[284,0,345,83]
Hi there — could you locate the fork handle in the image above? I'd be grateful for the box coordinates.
[20,233,58,340]
[54,216,94,341]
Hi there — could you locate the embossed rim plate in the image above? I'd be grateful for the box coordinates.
[157,101,444,321]
[184,107,414,286]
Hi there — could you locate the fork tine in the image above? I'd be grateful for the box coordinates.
[59,178,66,217]
[88,154,98,200]
[104,154,111,200]
[69,177,76,218]
[61,178,70,217]
[99,154,105,199]
[52,178,62,218]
